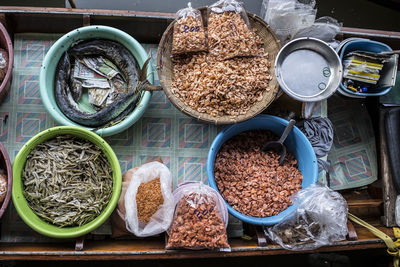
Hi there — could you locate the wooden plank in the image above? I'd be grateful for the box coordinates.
[0,7,175,43]
[0,12,172,43]
[0,241,387,260]
[75,236,85,251]
[2,7,400,40]
[347,199,383,208]
[68,0,77,9]
[254,226,267,247]
[0,240,387,260]
[0,6,175,19]
[341,27,400,50]
[0,221,392,260]
[341,26,400,39]
[346,220,358,241]
[380,107,397,227]
[82,14,90,27]
[2,7,400,46]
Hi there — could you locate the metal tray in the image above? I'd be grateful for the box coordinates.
[275,37,342,102]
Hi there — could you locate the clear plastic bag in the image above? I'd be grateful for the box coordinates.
[266,185,348,251]
[171,2,208,55]
[396,195,400,227]
[166,182,230,250]
[261,0,316,44]
[0,48,8,82]
[124,161,174,237]
[209,0,250,26]
[293,17,342,49]
[0,173,7,204]
[207,0,260,60]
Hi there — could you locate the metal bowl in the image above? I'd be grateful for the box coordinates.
[275,37,342,102]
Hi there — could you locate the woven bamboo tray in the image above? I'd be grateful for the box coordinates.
[157,7,281,125]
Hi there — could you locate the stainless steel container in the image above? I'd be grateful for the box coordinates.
[275,37,342,102]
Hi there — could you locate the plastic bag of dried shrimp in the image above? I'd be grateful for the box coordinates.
[171,2,208,55]
[166,182,230,250]
[115,161,174,237]
[207,0,261,60]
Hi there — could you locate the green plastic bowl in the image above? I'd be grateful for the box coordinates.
[40,25,152,137]
[12,126,122,238]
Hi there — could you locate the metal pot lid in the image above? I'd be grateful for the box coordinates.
[275,37,343,102]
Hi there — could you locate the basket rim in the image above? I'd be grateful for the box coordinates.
[156,7,281,125]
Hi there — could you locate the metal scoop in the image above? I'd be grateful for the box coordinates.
[262,119,296,165]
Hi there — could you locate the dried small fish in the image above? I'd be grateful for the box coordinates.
[22,135,113,227]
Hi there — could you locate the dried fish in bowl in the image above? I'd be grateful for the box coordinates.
[22,135,113,227]
[55,39,147,128]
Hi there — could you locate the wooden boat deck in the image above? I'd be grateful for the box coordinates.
[0,6,396,260]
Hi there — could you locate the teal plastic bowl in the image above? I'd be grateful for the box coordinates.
[39,26,152,137]
[12,126,122,238]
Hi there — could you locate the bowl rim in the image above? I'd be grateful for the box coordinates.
[12,126,122,238]
[39,25,152,137]
[206,114,318,225]
[0,141,12,219]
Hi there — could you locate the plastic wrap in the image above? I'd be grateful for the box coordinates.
[208,0,260,60]
[396,195,400,227]
[266,185,348,250]
[261,0,316,44]
[166,182,230,250]
[209,0,250,26]
[293,17,342,49]
[171,2,207,55]
[0,173,7,203]
[123,161,174,237]
[0,48,8,82]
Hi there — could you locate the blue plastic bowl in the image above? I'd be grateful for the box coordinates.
[207,115,318,225]
[339,39,392,97]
